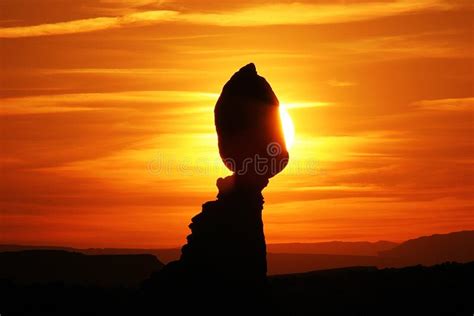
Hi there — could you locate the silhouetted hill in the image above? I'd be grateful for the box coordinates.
[267,240,397,256]
[1,261,472,315]
[379,230,474,267]
[267,262,474,315]
[81,247,181,264]
[0,244,181,264]
[267,253,379,275]
[0,250,163,287]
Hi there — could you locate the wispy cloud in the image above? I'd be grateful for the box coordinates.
[0,10,178,38]
[413,97,474,111]
[0,90,218,115]
[327,80,356,87]
[0,0,452,38]
[283,101,334,109]
[178,1,451,26]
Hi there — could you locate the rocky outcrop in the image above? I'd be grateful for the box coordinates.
[146,64,288,299]
[171,175,268,288]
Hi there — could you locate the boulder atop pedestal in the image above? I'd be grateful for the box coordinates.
[214,63,289,179]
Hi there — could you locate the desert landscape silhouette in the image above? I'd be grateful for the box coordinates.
[1,231,474,314]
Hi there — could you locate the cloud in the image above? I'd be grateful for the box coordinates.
[0,10,178,38]
[178,1,451,26]
[283,101,334,109]
[413,97,474,111]
[0,90,218,115]
[327,80,356,87]
[0,0,453,38]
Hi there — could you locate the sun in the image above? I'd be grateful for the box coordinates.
[279,104,295,150]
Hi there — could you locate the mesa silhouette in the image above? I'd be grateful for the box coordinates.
[0,250,162,287]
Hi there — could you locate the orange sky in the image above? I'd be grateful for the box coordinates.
[1,0,473,248]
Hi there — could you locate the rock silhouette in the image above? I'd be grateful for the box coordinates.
[215,63,289,180]
[148,64,288,300]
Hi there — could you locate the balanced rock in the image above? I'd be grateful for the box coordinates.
[215,63,289,180]
[145,64,289,306]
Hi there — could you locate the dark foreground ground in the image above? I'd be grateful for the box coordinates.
[1,261,473,316]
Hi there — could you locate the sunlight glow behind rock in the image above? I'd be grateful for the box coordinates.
[280,104,295,150]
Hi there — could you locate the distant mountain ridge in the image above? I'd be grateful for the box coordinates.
[267,240,397,256]
[1,230,473,275]
[267,253,378,275]
[0,240,397,262]
[0,245,182,264]
[378,230,474,266]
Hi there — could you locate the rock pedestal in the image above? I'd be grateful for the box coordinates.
[179,175,269,288]
[152,175,269,294]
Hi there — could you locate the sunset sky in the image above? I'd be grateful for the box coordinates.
[1,0,473,248]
